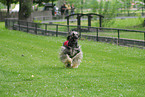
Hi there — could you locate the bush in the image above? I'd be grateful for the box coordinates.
[0,2,6,9]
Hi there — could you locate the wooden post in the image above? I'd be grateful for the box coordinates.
[88,15,92,31]
[56,25,58,37]
[5,19,7,28]
[67,17,69,26]
[117,30,120,45]
[99,17,102,28]
[88,15,92,27]
[12,20,14,30]
[78,25,81,39]
[18,21,20,31]
[96,28,99,41]
[27,22,29,33]
[45,24,47,35]
[77,15,81,31]
[35,23,37,34]
[67,17,69,32]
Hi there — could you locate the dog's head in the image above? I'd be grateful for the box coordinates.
[67,31,79,48]
[70,31,79,41]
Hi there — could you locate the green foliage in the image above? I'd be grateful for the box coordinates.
[137,13,144,26]
[66,0,82,13]
[90,0,98,13]
[0,0,18,13]
[0,0,7,5]
[0,0,18,6]
[104,18,145,30]
[0,22,145,97]
[33,0,58,4]
[0,2,6,9]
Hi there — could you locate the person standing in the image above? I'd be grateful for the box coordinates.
[71,4,75,15]
[60,3,67,15]
[67,4,71,15]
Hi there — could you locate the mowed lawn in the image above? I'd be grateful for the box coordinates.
[0,22,145,97]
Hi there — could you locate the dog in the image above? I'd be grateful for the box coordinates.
[60,31,83,68]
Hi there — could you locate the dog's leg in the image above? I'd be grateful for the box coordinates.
[64,54,72,68]
[71,52,81,60]
[72,51,83,68]
[72,64,79,68]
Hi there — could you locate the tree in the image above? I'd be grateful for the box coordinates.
[0,0,18,13]
[19,0,33,21]
[57,0,66,8]
[0,2,6,9]
[33,0,58,5]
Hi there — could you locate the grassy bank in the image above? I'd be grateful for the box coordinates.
[0,22,145,96]
[54,18,145,30]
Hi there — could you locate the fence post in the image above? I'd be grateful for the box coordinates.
[99,17,102,28]
[18,20,20,31]
[56,24,58,37]
[78,25,81,39]
[12,20,14,30]
[5,19,7,28]
[35,23,37,34]
[96,28,99,41]
[117,30,120,45]
[67,17,69,32]
[44,24,47,35]
[27,22,29,33]
[67,25,69,33]
[7,19,10,29]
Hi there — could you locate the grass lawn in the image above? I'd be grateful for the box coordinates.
[54,18,145,30]
[0,22,145,97]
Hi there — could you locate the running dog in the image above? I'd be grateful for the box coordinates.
[60,31,83,68]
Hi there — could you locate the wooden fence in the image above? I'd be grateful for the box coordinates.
[5,18,145,48]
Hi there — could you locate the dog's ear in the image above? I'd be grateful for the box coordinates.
[73,33,75,36]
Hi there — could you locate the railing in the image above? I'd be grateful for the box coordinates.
[5,18,145,48]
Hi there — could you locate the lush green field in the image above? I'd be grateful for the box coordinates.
[0,22,145,97]
[54,18,145,30]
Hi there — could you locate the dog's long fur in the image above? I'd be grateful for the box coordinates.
[60,31,83,68]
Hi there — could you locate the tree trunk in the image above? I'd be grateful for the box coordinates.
[7,0,11,15]
[19,0,33,21]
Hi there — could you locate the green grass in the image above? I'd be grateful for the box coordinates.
[80,31,144,40]
[0,22,145,97]
[54,18,145,30]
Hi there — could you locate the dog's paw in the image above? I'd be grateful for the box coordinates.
[67,58,72,64]
[72,65,78,68]
[66,64,72,68]
[72,64,79,68]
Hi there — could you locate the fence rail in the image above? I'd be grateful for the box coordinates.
[5,18,145,48]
